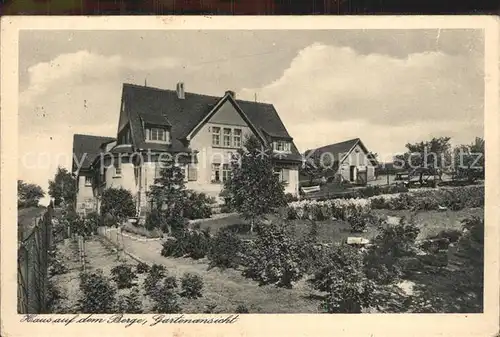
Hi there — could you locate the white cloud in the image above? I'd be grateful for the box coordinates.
[239,43,484,155]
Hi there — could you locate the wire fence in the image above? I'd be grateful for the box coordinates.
[17,205,54,314]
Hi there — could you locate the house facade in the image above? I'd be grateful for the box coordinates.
[302,138,378,185]
[72,82,302,215]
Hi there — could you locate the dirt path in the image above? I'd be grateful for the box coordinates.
[101,228,321,313]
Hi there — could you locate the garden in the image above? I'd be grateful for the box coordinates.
[47,136,484,314]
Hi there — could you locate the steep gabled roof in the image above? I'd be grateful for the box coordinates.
[304,138,378,167]
[120,83,302,161]
[72,134,115,172]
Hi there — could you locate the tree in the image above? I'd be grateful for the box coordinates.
[18,180,45,208]
[452,137,484,182]
[148,156,189,235]
[100,187,136,224]
[223,135,286,232]
[398,137,452,171]
[48,167,77,207]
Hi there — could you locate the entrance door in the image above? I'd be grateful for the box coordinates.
[357,171,367,185]
[349,165,356,182]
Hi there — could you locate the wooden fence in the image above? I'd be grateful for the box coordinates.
[17,205,54,314]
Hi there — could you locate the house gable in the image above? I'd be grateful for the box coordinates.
[208,99,248,126]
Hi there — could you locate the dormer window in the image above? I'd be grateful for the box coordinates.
[273,140,291,153]
[145,127,169,143]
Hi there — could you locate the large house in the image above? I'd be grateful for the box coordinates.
[72,82,302,215]
[302,138,378,185]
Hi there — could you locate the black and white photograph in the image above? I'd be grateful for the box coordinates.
[2,16,499,337]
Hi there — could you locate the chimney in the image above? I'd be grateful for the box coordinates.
[225,90,235,99]
[176,82,185,99]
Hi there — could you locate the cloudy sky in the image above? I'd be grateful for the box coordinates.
[19,29,484,201]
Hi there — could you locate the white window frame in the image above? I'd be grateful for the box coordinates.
[212,127,221,146]
[223,128,232,147]
[146,127,169,143]
[212,163,221,183]
[233,128,242,148]
[273,140,291,153]
[222,164,231,182]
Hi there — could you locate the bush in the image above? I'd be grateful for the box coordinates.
[308,244,376,313]
[136,262,150,274]
[347,213,375,233]
[84,211,101,235]
[163,275,178,290]
[144,209,164,231]
[243,222,304,288]
[208,228,245,269]
[364,218,420,284]
[110,264,138,289]
[285,193,299,203]
[235,304,249,313]
[183,192,214,220]
[115,289,143,313]
[100,187,136,223]
[122,221,163,238]
[78,269,116,313]
[45,280,66,313]
[151,286,182,313]
[180,273,204,299]
[144,264,166,296]
[161,229,211,259]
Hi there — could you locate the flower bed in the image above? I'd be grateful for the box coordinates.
[287,198,372,221]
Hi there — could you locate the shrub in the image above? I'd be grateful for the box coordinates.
[111,264,138,289]
[48,248,68,276]
[144,209,164,231]
[308,244,376,313]
[347,213,375,233]
[161,229,211,259]
[285,193,299,203]
[357,185,381,198]
[78,269,116,313]
[45,280,65,313]
[208,228,245,269]
[136,262,150,274]
[432,228,463,243]
[180,273,204,299]
[115,289,143,313]
[144,264,166,296]
[84,211,101,235]
[235,304,249,313]
[163,275,178,290]
[243,222,304,288]
[151,286,182,313]
[183,192,214,220]
[100,187,136,223]
[364,218,420,284]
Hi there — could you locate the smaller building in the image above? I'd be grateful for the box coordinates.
[72,134,116,214]
[302,138,378,185]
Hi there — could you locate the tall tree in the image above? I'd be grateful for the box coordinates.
[223,135,286,232]
[48,167,77,206]
[402,137,452,170]
[452,137,484,181]
[18,180,45,208]
[148,156,188,234]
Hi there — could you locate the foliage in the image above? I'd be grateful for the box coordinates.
[451,137,485,181]
[406,217,484,313]
[77,269,116,313]
[144,264,166,297]
[347,212,376,233]
[394,136,452,170]
[144,209,165,231]
[222,135,287,232]
[115,289,143,313]
[148,157,189,234]
[284,193,299,203]
[183,192,215,220]
[45,280,66,313]
[207,228,245,269]
[163,275,178,290]
[243,221,304,288]
[100,187,136,224]
[364,218,420,284]
[48,167,76,207]
[235,304,250,313]
[18,180,45,208]
[308,244,376,313]
[180,273,204,299]
[287,198,371,221]
[48,247,68,276]
[136,262,150,274]
[110,264,138,289]
[151,286,182,313]
[161,229,211,259]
